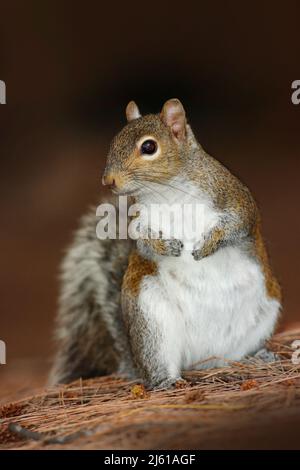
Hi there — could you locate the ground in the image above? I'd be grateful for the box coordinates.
[0,328,300,450]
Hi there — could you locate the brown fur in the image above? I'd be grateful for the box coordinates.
[122,250,157,297]
[253,222,282,303]
[104,114,182,194]
[140,237,174,256]
[200,227,226,258]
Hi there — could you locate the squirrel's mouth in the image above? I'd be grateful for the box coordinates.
[111,188,140,196]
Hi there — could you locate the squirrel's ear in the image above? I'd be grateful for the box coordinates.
[126,101,141,122]
[160,98,186,142]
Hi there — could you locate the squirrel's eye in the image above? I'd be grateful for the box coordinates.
[140,139,157,156]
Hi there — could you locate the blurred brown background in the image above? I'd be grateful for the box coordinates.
[0,2,299,395]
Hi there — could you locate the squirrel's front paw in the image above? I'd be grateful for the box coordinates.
[192,243,212,261]
[164,239,184,257]
[139,229,183,257]
[191,248,200,261]
[191,247,206,261]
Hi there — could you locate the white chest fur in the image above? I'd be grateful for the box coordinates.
[137,177,221,253]
[137,178,280,373]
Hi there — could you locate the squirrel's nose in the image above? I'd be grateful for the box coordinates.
[102,173,116,189]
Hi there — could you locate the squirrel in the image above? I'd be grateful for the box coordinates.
[50,99,282,389]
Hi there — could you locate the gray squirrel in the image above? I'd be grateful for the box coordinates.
[50,99,281,389]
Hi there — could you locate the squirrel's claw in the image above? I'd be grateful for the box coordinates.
[152,376,183,391]
[191,248,204,261]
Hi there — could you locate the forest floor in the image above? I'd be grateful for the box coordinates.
[1,328,300,450]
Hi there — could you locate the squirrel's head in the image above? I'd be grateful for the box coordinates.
[102,99,190,196]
